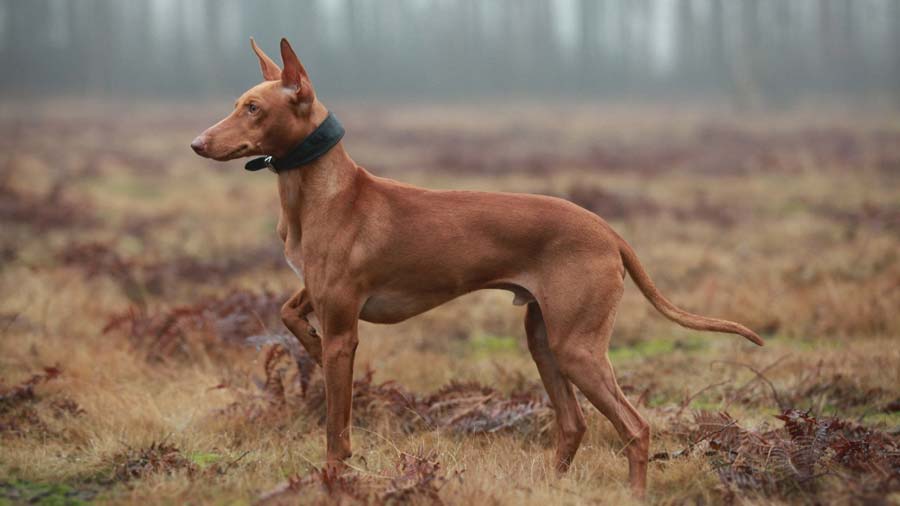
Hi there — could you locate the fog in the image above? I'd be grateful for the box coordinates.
[1,0,897,105]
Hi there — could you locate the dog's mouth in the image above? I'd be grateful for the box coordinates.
[213,144,252,161]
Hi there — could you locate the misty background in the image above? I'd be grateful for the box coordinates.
[1,0,898,106]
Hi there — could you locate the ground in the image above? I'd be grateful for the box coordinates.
[0,100,898,505]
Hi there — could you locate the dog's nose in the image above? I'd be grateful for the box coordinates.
[190,136,208,155]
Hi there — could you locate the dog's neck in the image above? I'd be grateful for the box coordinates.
[277,141,356,210]
[275,112,359,243]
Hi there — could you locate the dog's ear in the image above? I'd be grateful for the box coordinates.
[280,38,314,103]
[250,37,281,81]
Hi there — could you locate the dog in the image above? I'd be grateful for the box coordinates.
[191,38,763,497]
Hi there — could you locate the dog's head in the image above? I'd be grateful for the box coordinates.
[191,38,324,161]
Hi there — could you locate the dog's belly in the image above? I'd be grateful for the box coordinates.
[359,290,453,324]
[359,284,535,324]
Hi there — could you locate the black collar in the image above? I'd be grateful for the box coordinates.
[245,111,345,173]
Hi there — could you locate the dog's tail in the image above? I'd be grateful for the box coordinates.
[617,235,764,346]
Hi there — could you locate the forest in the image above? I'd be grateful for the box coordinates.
[1,0,898,104]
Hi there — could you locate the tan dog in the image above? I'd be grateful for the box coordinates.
[191,38,763,497]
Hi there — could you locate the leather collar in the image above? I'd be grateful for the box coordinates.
[245,111,345,173]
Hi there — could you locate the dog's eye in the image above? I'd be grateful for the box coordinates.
[247,103,260,114]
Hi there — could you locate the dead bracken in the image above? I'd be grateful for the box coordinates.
[2,105,899,504]
[219,342,554,439]
[103,289,290,361]
[0,178,96,232]
[112,441,197,482]
[253,449,450,506]
[0,366,82,437]
[59,239,287,304]
[667,409,900,504]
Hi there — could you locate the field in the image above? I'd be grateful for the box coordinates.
[1,99,899,505]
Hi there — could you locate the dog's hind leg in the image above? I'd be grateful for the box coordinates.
[541,270,650,497]
[525,302,587,472]
[281,288,323,366]
[563,351,649,497]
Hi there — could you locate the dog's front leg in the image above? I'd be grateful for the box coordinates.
[319,300,360,469]
[280,288,322,366]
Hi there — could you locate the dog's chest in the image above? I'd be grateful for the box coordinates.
[285,253,304,284]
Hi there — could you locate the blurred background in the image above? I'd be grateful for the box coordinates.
[1,0,898,104]
[1,2,899,504]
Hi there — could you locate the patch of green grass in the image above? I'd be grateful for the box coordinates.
[689,398,725,411]
[467,334,521,358]
[860,411,900,428]
[645,393,670,408]
[188,452,222,468]
[0,480,96,506]
[609,335,708,362]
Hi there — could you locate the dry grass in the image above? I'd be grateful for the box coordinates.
[1,100,898,505]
